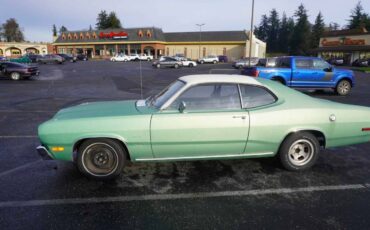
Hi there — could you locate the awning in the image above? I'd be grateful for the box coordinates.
[312,45,370,52]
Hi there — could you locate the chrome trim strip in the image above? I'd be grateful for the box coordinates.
[36,145,54,160]
[135,152,274,162]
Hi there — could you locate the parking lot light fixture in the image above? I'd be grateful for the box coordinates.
[196,23,205,59]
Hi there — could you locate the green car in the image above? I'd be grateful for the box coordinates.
[9,56,31,64]
[37,75,370,179]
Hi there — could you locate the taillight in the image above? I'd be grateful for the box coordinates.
[362,128,370,132]
[250,69,259,77]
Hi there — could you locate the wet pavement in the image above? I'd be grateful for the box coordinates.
[0,61,369,229]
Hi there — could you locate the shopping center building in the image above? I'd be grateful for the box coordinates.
[0,42,51,57]
[53,27,266,61]
[315,27,370,65]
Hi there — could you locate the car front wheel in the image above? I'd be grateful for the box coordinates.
[336,79,351,96]
[279,132,320,171]
[156,64,161,69]
[174,64,179,69]
[77,139,126,180]
[10,72,21,80]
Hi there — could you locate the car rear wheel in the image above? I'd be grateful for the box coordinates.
[279,132,320,171]
[10,72,21,81]
[213,60,217,64]
[174,64,179,69]
[200,60,204,64]
[189,63,194,67]
[156,64,161,69]
[77,139,126,180]
[336,79,351,96]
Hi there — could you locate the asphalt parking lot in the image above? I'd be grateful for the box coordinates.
[0,61,370,229]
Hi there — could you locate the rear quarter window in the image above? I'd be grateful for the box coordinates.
[239,85,277,109]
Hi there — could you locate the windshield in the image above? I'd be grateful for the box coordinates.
[146,80,185,108]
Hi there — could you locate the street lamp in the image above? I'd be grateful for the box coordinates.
[248,0,255,67]
[196,23,205,59]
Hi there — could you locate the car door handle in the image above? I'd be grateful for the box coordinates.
[233,115,246,119]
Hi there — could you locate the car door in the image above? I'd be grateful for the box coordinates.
[150,83,249,159]
[291,58,316,87]
[312,58,335,87]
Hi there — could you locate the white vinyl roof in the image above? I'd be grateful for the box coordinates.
[179,74,262,86]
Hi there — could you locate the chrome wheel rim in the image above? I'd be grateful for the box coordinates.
[288,139,314,166]
[81,143,119,176]
[338,81,350,95]
[11,72,20,80]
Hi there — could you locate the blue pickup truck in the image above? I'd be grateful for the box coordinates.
[241,56,355,95]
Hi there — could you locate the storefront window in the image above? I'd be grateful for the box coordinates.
[95,45,104,56]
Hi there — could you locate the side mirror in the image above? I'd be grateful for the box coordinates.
[324,66,333,72]
[178,101,186,113]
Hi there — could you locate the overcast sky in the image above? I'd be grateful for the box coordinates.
[0,0,368,42]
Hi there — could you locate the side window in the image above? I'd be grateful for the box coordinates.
[313,59,330,70]
[240,85,276,109]
[276,58,291,68]
[170,84,241,111]
[295,59,313,69]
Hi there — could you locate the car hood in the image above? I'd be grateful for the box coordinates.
[334,68,353,75]
[53,100,140,120]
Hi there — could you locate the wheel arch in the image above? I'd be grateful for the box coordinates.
[72,136,131,162]
[271,76,287,85]
[278,129,326,153]
[336,77,353,87]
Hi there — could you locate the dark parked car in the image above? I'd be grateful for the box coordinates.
[57,53,77,62]
[352,58,369,67]
[36,54,64,64]
[0,62,39,80]
[25,54,43,63]
[217,55,228,63]
[76,54,88,61]
[152,56,182,69]
[241,57,277,75]
[326,57,344,66]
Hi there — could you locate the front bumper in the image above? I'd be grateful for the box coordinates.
[36,145,54,160]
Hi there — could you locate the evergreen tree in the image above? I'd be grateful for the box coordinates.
[266,9,280,53]
[52,24,57,36]
[347,1,369,30]
[328,22,340,31]
[59,25,68,34]
[255,14,269,41]
[291,4,311,55]
[96,10,109,29]
[1,18,24,42]
[96,10,122,29]
[278,13,295,54]
[310,12,325,49]
[107,12,122,28]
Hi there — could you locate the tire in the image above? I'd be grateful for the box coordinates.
[200,60,204,64]
[279,132,320,171]
[213,60,217,64]
[174,64,179,69]
[156,64,161,69]
[77,138,126,180]
[189,63,194,67]
[147,58,151,62]
[238,65,243,69]
[10,72,21,81]
[336,79,351,96]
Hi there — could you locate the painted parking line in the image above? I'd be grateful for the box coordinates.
[0,135,38,138]
[0,184,367,208]
[0,160,41,178]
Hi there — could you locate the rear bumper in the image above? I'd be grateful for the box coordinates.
[36,145,54,160]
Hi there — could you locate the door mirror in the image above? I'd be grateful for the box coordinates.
[178,101,186,113]
[324,66,333,72]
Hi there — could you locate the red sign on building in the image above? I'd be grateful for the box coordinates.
[99,31,128,39]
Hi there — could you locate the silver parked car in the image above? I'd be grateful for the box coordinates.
[36,54,64,64]
[232,57,259,69]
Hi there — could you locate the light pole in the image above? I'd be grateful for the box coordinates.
[248,0,255,67]
[196,23,205,59]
